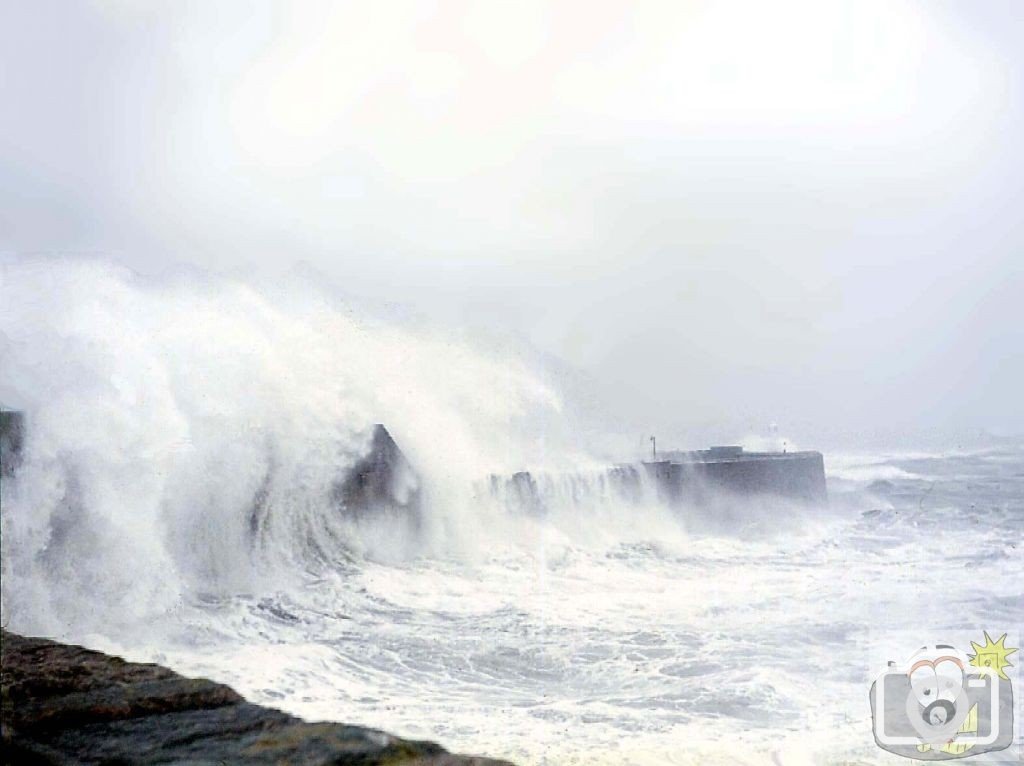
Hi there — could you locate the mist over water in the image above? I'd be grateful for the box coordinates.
[3,2,1022,762]
[2,258,1022,764]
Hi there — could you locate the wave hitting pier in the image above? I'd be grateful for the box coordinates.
[490,445,828,516]
[2,410,826,520]
[0,412,421,521]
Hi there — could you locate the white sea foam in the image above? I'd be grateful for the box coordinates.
[0,257,570,632]
[2,257,1021,765]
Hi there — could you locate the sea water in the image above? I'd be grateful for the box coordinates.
[2,259,1021,765]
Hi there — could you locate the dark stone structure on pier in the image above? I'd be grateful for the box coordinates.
[333,424,422,521]
[645,445,828,506]
[490,471,544,516]
[0,409,25,478]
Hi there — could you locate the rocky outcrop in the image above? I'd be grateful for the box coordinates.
[0,630,511,765]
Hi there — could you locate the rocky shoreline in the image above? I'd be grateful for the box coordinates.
[1,630,512,765]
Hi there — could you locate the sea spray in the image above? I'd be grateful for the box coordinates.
[0,257,568,634]
[3,257,1021,765]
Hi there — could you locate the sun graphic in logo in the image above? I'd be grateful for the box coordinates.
[968,631,1018,681]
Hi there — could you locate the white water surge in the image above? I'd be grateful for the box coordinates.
[2,259,1022,765]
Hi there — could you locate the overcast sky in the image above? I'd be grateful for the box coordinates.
[2,0,1022,445]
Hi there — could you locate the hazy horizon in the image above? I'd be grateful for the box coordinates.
[3,8,1023,763]
[3,1,1022,445]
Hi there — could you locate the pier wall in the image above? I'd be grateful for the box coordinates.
[643,451,827,506]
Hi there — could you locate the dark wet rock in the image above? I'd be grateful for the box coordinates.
[1,630,512,765]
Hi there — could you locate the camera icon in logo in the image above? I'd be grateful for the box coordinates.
[869,634,1016,760]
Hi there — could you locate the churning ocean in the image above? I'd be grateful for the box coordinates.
[2,260,1022,765]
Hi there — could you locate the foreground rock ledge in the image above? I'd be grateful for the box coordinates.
[1,630,512,765]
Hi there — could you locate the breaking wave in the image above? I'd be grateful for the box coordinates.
[0,257,576,634]
[3,256,1021,765]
